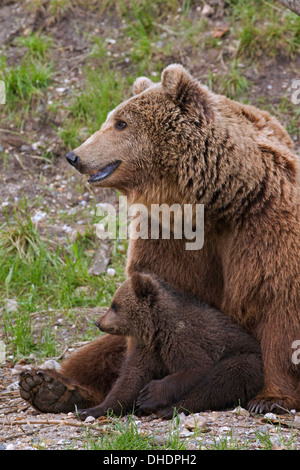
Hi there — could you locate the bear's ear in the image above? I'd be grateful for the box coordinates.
[161,64,191,101]
[161,63,214,120]
[133,77,153,95]
[130,272,158,301]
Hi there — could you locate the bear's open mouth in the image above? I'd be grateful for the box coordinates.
[88,161,121,183]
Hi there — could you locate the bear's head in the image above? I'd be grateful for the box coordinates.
[66,64,215,203]
[95,272,159,338]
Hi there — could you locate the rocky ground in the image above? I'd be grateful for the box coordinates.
[1,352,300,450]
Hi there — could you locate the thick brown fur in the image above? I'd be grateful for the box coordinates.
[20,64,300,415]
[77,273,263,420]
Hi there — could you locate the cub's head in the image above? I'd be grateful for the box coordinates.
[66,64,215,200]
[95,273,159,337]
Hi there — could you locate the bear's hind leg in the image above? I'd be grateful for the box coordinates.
[19,369,98,413]
[19,335,127,414]
[156,353,264,418]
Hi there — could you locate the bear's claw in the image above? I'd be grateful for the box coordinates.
[247,395,295,415]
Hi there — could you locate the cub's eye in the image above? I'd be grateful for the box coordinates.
[111,301,118,312]
[114,120,127,130]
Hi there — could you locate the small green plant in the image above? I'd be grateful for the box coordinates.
[0,203,48,264]
[81,413,154,450]
[76,410,192,450]
[205,430,250,450]
[14,32,53,60]
[58,65,125,149]
[225,0,300,59]
[206,61,250,100]
[27,0,74,21]
[254,417,298,450]
[221,61,250,99]
[0,56,53,126]
[1,58,52,102]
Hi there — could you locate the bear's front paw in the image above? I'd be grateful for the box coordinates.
[247,395,296,415]
[137,380,169,415]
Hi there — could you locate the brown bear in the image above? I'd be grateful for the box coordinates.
[20,64,300,415]
[76,272,263,421]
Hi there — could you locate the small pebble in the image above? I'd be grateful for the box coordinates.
[107,268,116,277]
[264,412,277,421]
[84,416,96,423]
[4,299,19,313]
[231,406,249,417]
[184,416,208,431]
[5,444,15,450]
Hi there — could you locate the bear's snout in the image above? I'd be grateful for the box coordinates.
[94,320,100,329]
[66,151,80,169]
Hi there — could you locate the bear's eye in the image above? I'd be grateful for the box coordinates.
[114,120,127,131]
[111,301,118,312]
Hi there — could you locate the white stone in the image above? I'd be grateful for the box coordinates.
[264,412,277,421]
[106,268,116,277]
[84,416,96,423]
[202,4,214,16]
[5,444,15,450]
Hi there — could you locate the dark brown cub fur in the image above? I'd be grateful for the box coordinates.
[77,273,263,420]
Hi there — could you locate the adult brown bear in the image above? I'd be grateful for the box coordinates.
[20,64,300,415]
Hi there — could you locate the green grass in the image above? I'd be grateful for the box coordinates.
[207,60,250,100]
[62,410,300,450]
[0,31,53,127]
[82,414,155,450]
[14,32,53,60]
[27,0,76,20]
[1,200,127,360]
[254,417,298,450]
[75,411,195,450]
[225,0,300,59]
[0,58,52,105]
[58,65,126,149]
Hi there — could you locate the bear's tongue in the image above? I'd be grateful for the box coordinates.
[88,161,121,183]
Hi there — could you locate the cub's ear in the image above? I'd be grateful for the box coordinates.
[161,63,214,120]
[130,273,158,301]
[133,77,153,95]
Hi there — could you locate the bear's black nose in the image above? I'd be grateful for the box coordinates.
[66,151,80,169]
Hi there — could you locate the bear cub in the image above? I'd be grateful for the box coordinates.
[78,273,264,420]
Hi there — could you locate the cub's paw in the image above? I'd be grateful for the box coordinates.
[137,380,169,415]
[154,406,177,420]
[19,369,88,413]
[248,395,296,415]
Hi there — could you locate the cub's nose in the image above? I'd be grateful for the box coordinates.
[66,151,80,169]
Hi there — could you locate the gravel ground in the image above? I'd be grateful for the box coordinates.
[2,359,300,450]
